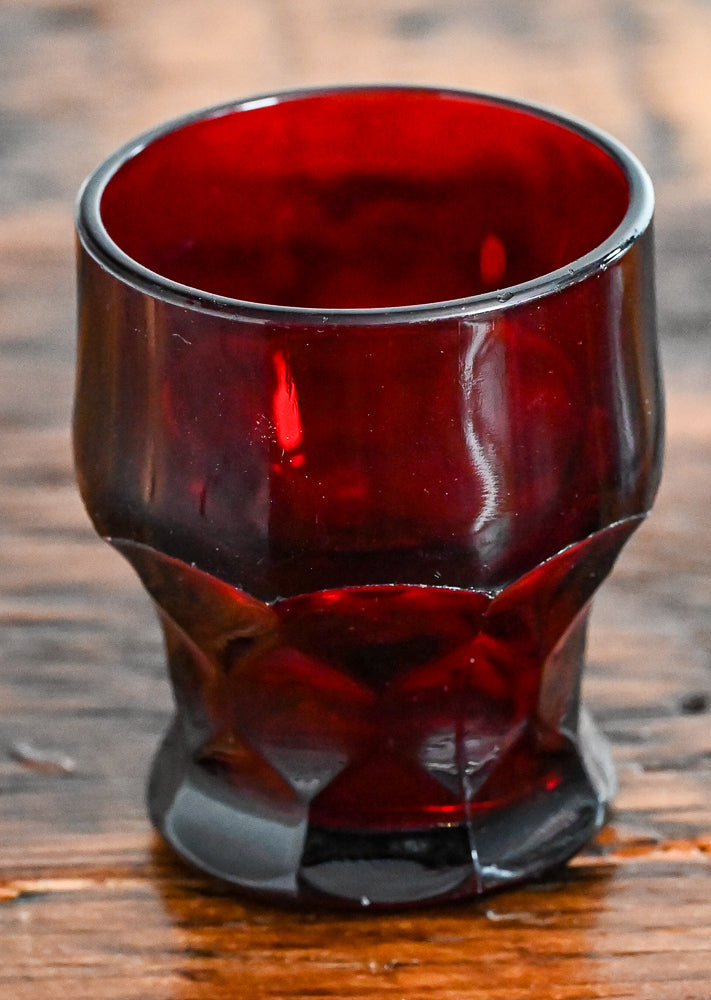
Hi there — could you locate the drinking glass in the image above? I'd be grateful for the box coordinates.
[74,86,663,908]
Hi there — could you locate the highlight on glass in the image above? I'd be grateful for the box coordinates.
[74,86,663,908]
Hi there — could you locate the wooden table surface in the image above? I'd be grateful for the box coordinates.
[3,1,711,997]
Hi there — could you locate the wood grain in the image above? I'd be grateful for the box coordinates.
[2,1,711,996]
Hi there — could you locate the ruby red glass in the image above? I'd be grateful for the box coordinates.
[75,87,663,908]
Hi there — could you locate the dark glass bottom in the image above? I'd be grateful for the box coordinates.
[113,524,638,908]
[148,709,614,908]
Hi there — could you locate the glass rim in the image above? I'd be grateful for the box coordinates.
[76,84,655,326]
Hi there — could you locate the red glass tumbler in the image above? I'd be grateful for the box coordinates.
[74,87,663,908]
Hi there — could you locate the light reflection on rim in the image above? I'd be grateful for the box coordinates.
[76,84,654,326]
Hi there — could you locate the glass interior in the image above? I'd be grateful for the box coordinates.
[98,89,630,310]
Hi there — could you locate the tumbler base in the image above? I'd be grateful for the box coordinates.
[148,710,615,909]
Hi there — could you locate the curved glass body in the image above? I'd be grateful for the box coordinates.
[74,87,663,908]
